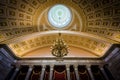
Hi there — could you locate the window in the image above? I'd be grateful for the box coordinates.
[48,4,72,28]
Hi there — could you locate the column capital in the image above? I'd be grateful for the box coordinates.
[99,64,104,68]
[25,66,33,80]
[73,65,80,80]
[99,67,109,80]
[86,65,95,80]
[28,66,33,71]
[10,67,20,80]
[50,65,54,70]
[41,65,46,68]
[86,64,91,68]
[49,65,54,80]
[66,65,70,80]
[29,65,33,68]
[40,66,46,80]
[50,64,54,68]
[73,64,78,68]
[66,64,70,68]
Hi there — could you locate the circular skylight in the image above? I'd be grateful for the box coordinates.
[48,4,72,28]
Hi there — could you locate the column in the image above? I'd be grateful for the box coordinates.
[66,65,70,80]
[25,65,33,80]
[10,66,20,80]
[86,65,95,80]
[74,65,80,80]
[49,65,54,80]
[99,65,109,80]
[40,65,46,80]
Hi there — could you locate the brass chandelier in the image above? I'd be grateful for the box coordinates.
[51,33,68,58]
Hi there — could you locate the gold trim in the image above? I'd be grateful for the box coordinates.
[32,70,41,75]
[79,70,87,74]
[53,70,67,80]
[19,71,26,75]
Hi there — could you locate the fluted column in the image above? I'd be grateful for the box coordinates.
[74,65,80,80]
[25,65,33,80]
[99,65,109,80]
[10,66,20,80]
[49,65,54,80]
[86,65,95,80]
[40,65,46,80]
[66,65,70,80]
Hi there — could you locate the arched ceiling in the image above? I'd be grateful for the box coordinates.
[0,0,120,58]
[1,31,118,58]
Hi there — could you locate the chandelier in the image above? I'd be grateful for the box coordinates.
[51,33,68,58]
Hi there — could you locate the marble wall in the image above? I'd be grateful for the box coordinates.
[104,44,120,80]
[0,44,15,80]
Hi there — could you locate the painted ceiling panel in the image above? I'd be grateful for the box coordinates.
[4,31,115,58]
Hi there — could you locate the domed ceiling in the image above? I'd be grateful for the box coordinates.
[0,0,120,59]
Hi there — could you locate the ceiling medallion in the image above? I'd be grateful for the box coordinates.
[48,4,72,28]
[51,33,68,60]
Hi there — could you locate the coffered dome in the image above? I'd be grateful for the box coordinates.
[0,0,120,58]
